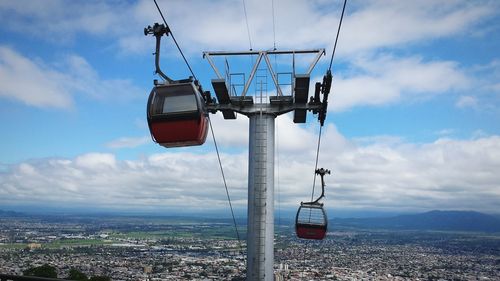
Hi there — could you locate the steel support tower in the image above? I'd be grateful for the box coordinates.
[205,49,326,281]
[248,113,276,279]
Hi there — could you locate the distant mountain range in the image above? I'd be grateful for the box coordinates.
[332,210,500,233]
[0,209,27,217]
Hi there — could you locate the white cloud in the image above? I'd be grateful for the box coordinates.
[161,0,495,55]
[0,151,249,211]
[435,129,456,138]
[208,113,321,151]
[61,55,142,102]
[438,60,500,111]
[353,135,404,146]
[0,46,142,108]
[209,113,249,148]
[318,134,500,212]
[0,46,73,108]
[455,95,478,109]
[339,0,495,56]
[106,136,150,149]
[75,153,117,170]
[1,0,497,112]
[1,126,499,213]
[1,0,496,55]
[0,0,128,42]
[330,54,469,111]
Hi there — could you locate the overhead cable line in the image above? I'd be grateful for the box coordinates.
[153,0,243,259]
[153,0,198,81]
[208,117,245,260]
[242,0,253,50]
[271,0,277,50]
[328,0,348,71]
[310,126,323,202]
[311,0,347,201]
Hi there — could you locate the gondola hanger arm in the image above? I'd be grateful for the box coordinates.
[303,168,330,205]
[144,23,174,84]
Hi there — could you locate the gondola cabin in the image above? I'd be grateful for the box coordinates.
[295,202,328,240]
[147,82,208,148]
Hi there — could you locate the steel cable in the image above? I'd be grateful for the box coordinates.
[328,0,348,71]
[208,117,245,262]
[153,0,198,81]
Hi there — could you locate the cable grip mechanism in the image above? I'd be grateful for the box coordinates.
[144,23,170,37]
[310,70,333,126]
[144,23,173,84]
[303,168,331,205]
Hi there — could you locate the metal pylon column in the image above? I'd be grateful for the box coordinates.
[247,113,275,281]
[203,48,327,280]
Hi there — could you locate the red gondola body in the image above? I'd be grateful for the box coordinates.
[149,118,208,147]
[296,223,327,240]
[147,82,208,148]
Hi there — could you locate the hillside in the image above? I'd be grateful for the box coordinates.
[332,210,500,232]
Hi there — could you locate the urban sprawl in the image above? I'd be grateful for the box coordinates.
[1,217,499,280]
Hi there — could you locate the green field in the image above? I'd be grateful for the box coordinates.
[109,224,247,240]
[0,239,114,250]
[0,243,28,250]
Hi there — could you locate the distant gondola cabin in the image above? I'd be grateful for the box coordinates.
[147,82,208,147]
[295,203,328,240]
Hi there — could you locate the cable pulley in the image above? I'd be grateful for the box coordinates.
[311,70,333,126]
[144,22,170,37]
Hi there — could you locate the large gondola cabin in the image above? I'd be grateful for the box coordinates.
[147,81,208,148]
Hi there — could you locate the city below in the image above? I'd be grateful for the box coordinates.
[1,209,499,280]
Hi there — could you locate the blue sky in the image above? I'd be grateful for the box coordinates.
[0,0,499,216]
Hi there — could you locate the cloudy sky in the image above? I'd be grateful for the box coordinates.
[0,0,499,217]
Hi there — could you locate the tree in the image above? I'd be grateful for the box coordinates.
[23,264,57,278]
[68,268,89,281]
